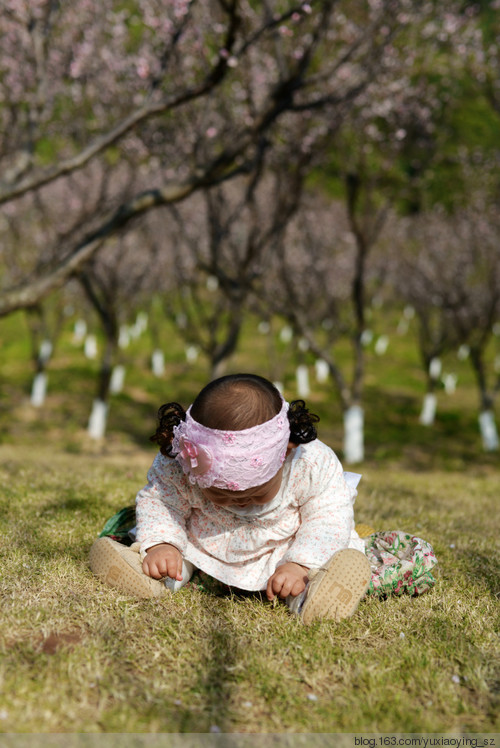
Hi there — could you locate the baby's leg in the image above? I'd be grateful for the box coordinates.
[89,537,194,598]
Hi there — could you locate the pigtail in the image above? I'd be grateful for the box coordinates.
[287,399,319,444]
[149,402,186,457]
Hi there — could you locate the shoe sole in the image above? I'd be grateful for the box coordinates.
[301,548,371,625]
[89,537,164,599]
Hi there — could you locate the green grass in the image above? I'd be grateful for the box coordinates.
[0,448,498,733]
[0,309,499,733]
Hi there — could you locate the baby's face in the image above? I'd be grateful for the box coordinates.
[200,467,284,508]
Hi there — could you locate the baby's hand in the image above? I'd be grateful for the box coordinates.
[266,562,309,601]
[143,543,183,581]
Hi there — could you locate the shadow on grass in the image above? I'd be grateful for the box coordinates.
[7,502,111,564]
[454,549,500,599]
[173,605,239,732]
[39,496,97,514]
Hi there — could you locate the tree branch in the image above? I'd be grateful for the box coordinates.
[0,5,241,205]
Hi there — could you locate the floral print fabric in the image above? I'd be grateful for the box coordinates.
[364,530,438,597]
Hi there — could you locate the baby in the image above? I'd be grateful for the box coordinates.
[90,373,436,623]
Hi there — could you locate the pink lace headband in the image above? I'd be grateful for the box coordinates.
[172,399,291,491]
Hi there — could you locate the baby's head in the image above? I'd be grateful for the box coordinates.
[190,373,282,431]
[151,373,319,507]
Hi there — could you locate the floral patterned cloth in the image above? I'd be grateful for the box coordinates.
[364,530,438,597]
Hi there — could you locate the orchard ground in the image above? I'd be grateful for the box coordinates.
[0,310,498,733]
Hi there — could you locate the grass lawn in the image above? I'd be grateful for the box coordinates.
[0,310,498,734]
[0,446,498,734]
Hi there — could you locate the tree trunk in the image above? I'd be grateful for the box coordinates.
[469,347,499,451]
[343,404,364,464]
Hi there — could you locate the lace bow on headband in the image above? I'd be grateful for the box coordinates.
[176,438,213,475]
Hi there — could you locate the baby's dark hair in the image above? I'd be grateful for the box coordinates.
[149,373,319,456]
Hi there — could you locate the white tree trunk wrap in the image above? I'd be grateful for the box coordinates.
[419,393,437,425]
[136,311,148,333]
[129,312,148,339]
[84,335,98,359]
[429,357,442,380]
[118,326,130,349]
[39,339,53,364]
[30,372,48,407]
[73,319,87,344]
[279,325,293,343]
[185,345,199,363]
[375,335,389,355]
[479,410,499,451]
[151,349,165,377]
[443,373,457,394]
[360,329,373,346]
[88,399,108,440]
[296,365,310,398]
[344,405,364,464]
[110,365,125,394]
[315,359,329,383]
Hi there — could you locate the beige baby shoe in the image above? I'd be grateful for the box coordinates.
[300,548,371,625]
[89,537,165,598]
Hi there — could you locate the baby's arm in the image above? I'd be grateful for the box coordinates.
[135,454,191,573]
[142,543,183,581]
